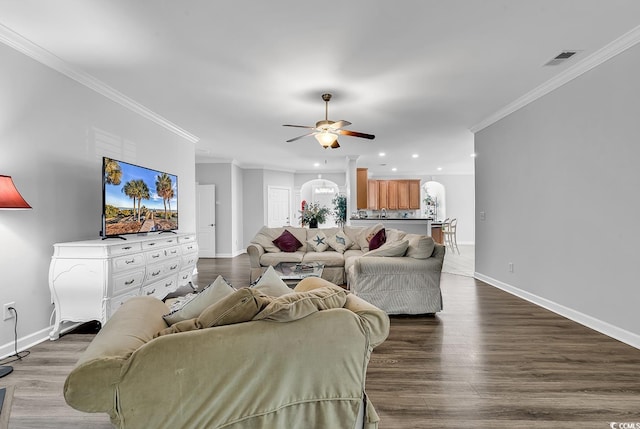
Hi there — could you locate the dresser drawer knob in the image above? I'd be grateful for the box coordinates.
[125,259,135,264]
[124,279,135,286]
[146,288,156,296]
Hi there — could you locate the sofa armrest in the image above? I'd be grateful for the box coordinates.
[64,296,169,412]
[247,243,265,268]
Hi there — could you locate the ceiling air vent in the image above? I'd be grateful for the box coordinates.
[544,51,578,66]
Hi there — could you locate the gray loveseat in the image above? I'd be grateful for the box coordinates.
[247,224,445,314]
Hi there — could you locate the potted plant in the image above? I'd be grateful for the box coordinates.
[332,194,347,227]
[299,201,329,228]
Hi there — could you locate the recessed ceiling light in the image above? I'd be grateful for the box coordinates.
[437,167,443,171]
[313,162,320,167]
[391,167,397,172]
[378,152,386,157]
[470,153,477,158]
[412,154,419,158]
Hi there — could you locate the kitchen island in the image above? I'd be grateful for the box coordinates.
[349,217,432,235]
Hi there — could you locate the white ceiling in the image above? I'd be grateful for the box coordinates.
[1,0,640,176]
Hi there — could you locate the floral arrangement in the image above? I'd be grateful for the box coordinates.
[299,201,330,227]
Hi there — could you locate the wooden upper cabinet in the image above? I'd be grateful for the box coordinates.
[378,180,389,210]
[397,180,410,209]
[367,180,378,210]
[356,168,368,209]
[387,180,398,210]
[409,180,421,209]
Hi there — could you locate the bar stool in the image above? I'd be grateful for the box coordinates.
[443,218,459,254]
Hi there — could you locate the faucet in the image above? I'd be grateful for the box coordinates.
[380,208,387,219]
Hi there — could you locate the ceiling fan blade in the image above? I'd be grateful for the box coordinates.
[286,132,315,142]
[329,120,351,129]
[283,124,315,129]
[330,140,340,149]
[336,129,375,139]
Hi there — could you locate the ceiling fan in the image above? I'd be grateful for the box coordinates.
[283,93,375,149]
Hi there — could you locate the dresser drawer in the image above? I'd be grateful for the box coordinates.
[145,248,168,264]
[145,263,168,283]
[143,275,178,300]
[107,242,143,257]
[181,242,198,255]
[179,234,196,244]
[182,253,198,268]
[112,253,145,272]
[142,236,179,250]
[165,246,181,258]
[178,268,194,287]
[112,270,145,294]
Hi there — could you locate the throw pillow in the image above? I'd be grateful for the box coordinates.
[326,230,353,253]
[252,285,347,322]
[363,239,409,257]
[405,234,435,259]
[251,265,292,297]
[272,229,302,252]
[368,228,386,251]
[155,288,272,337]
[307,231,329,252]
[163,276,235,325]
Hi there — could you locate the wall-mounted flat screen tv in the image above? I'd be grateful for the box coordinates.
[102,157,178,238]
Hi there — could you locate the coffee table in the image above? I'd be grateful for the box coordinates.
[272,262,325,286]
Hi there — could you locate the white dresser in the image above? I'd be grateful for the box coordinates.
[48,232,198,340]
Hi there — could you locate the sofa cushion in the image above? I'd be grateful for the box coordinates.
[302,251,345,267]
[251,265,292,297]
[252,285,347,322]
[307,231,329,252]
[368,228,387,251]
[252,226,283,253]
[260,251,304,266]
[155,288,271,336]
[385,228,406,243]
[326,230,353,253]
[163,276,235,325]
[363,239,409,257]
[273,229,303,252]
[405,234,435,259]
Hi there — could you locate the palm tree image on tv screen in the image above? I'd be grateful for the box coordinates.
[103,158,178,236]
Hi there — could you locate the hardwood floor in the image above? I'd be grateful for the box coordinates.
[2,255,639,428]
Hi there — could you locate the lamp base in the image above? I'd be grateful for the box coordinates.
[0,366,13,378]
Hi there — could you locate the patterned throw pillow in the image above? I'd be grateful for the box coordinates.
[326,230,353,253]
[272,229,302,252]
[307,231,329,252]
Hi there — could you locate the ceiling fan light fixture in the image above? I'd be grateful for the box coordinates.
[315,131,338,148]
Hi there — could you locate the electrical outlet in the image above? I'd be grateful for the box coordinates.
[480,211,486,221]
[508,262,514,273]
[3,302,15,320]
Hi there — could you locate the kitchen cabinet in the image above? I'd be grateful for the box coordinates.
[397,180,410,209]
[409,180,421,209]
[356,168,368,209]
[378,180,388,209]
[387,180,398,210]
[367,180,378,210]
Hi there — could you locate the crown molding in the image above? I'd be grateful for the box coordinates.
[0,23,199,143]
[470,24,640,133]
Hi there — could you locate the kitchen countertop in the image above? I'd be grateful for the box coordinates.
[349,217,432,221]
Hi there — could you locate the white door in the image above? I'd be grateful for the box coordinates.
[197,184,216,257]
[267,186,291,227]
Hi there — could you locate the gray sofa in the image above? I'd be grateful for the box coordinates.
[247,224,445,314]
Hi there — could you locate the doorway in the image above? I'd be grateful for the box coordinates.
[267,186,291,227]
[299,179,340,227]
[196,184,216,257]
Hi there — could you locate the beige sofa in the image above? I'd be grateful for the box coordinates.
[247,224,445,314]
[64,277,389,429]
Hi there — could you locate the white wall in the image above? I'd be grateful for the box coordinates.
[0,43,196,357]
[196,162,235,256]
[475,43,640,347]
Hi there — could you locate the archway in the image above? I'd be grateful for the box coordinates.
[299,179,340,227]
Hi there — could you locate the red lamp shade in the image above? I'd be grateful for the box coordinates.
[0,175,32,209]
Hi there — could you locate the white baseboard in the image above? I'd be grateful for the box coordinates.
[475,272,640,350]
[1,322,82,360]
[212,249,246,258]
